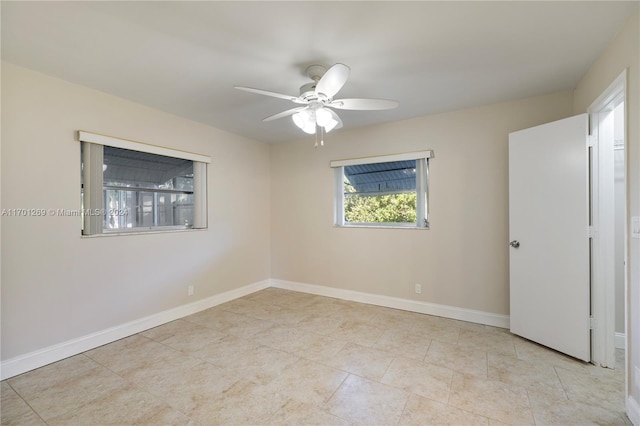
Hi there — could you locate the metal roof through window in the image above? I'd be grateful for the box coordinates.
[344,160,416,195]
[103,146,193,188]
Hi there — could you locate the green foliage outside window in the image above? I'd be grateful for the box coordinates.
[343,180,417,223]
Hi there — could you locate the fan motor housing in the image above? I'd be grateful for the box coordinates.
[299,82,318,100]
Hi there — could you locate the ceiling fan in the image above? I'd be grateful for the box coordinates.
[234,63,398,145]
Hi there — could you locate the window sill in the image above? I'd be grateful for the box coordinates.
[82,228,207,238]
[334,224,430,230]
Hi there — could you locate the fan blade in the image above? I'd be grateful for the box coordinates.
[315,63,350,99]
[328,98,399,111]
[263,106,307,122]
[234,86,307,104]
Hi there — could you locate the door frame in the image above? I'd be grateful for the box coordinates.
[588,69,627,370]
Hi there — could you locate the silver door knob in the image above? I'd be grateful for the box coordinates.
[509,240,520,248]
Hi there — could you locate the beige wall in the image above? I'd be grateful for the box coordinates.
[0,63,271,360]
[270,91,574,316]
[573,7,640,407]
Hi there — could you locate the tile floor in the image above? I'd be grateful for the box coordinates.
[1,288,630,425]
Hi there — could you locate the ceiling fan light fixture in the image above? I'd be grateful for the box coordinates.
[293,109,318,134]
[315,107,332,127]
[302,121,316,134]
[324,117,339,133]
[292,111,306,129]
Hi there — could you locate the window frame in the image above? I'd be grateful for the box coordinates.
[331,151,432,229]
[79,131,210,236]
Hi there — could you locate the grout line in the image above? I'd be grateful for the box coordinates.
[323,372,350,405]
[395,396,411,426]
[552,366,571,401]
[4,380,49,425]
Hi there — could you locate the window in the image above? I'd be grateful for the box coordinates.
[331,151,432,228]
[79,131,210,235]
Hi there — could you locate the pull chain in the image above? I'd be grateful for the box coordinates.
[313,125,326,148]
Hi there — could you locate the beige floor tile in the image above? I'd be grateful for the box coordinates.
[1,382,46,426]
[220,297,286,321]
[187,379,290,425]
[6,354,98,399]
[398,393,489,426]
[0,410,46,426]
[269,306,314,326]
[488,420,512,426]
[410,318,461,344]
[184,307,274,336]
[181,304,227,324]
[84,334,184,377]
[241,287,291,304]
[380,356,453,403]
[140,318,204,341]
[555,366,625,412]
[514,337,591,374]
[118,349,202,388]
[265,358,348,405]
[457,328,517,357]
[288,333,348,362]
[127,357,227,395]
[528,389,627,426]
[189,333,261,368]
[325,374,408,426]
[251,323,307,351]
[266,399,351,426]
[7,355,126,422]
[448,372,535,425]
[46,382,191,426]
[324,342,395,381]
[330,300,381,323]
[273,291,339,311]
[295,313,345,335]
[439,317,489,332]
[217,313,276,337]
[224,344,300,385]
[373,329,431,361]
[488,353,566,398]
[426,340,488,378]
[368,307,426,331]
[330,319,385,347]
[143,361,241,414]
[141,319,226,353]
[299,299,349,318]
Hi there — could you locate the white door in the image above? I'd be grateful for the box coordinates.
[509,114,591,362]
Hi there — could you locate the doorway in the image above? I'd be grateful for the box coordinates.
[589,70,627,370]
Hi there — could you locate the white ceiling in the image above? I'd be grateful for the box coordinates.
[2,1,637,144]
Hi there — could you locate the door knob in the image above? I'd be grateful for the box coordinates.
[509,240,520,248]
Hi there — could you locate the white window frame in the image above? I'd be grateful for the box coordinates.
[79,131,211,235]
[331,150,433,229]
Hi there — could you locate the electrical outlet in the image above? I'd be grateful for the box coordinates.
[415,284,422,294]
[188,285,194,296]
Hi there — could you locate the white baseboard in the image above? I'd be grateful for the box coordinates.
[0,280,270,380]
[270,279,510,329]
[616,332,626,350]
[628,395,640,426]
